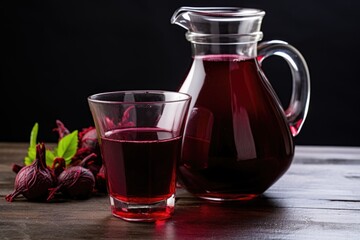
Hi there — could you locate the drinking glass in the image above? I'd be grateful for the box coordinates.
[88,90,191,222]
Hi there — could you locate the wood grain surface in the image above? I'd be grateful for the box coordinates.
[1,143,360,240]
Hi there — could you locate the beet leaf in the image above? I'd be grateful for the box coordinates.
[24,123,79,167]
[45,149,55,167]
[56,130,78,166]
[24,123,39,166]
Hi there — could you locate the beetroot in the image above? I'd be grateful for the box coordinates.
[12,163,24,174]
[5,143,55,202]
[53,119,70,141]
[47,153,96,200]
[73,126,101,164]
[9,120,106,201]
[54,120,104,193]
[78,126,98,151]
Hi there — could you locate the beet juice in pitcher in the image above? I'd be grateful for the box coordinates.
[171,7,310,201]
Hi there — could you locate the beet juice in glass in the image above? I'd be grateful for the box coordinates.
[88,90,191,222]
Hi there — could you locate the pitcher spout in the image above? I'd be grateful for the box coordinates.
[170,6,265,43]
[171,6,247,30]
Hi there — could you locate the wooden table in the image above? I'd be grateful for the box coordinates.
[1,143,360,239]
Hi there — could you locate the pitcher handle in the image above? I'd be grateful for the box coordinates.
[257,40,310,137]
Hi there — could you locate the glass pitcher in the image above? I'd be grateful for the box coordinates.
[171,7,310,201]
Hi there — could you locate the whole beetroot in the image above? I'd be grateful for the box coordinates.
[5,143,55,202]
[47,153,96,201]
[52,120,104,193]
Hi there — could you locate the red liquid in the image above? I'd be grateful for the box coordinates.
[179,56,294,200]
[100,128,182,219]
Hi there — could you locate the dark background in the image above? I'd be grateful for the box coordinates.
[1,1,359,146]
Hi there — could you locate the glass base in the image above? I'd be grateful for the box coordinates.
[109,194,175,222]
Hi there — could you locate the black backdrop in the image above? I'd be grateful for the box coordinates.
[1,1,360,146]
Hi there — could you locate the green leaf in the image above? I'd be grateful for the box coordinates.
[24,123,39,165]
[30,123,39,148]
[52,146,58,157]
[24,156,33,166]
[46,149,55,167]
[27,146,36,159]
[57,130,78,165]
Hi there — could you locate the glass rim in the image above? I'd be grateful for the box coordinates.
[188,7,265,17]
[88,90,192,104]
